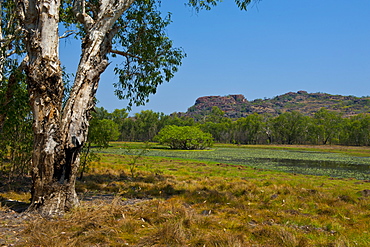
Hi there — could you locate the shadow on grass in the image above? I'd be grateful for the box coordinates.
[150,146,172,150]
[0,174,31,191]
[0,175,31,212]
[0,196,30,212]
[76,171,186,201]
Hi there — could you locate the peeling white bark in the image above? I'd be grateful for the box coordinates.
[17,0,68,215]
[62,0,135,150]
[16,0,136,215]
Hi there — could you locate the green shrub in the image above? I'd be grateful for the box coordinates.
[155,125,214,150]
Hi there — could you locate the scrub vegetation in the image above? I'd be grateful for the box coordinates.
[1,143,370,246]
[154,125,214,150]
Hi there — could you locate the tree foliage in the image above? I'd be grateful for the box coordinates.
[113,0,186,108]
[155,125,214,150]
[87,107,127,147]
[0,0,32,183]
[0,85,32,183]
[271,111,310,145]
[311,108,343,145]
[96,106,370,147]
[233,113,264,144]
[88,119,120,147]
[187,0,257,11]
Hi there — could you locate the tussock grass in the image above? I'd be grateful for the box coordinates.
[2,146,370,246]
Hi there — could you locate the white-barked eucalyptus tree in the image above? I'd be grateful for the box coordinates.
[13,0,255,215]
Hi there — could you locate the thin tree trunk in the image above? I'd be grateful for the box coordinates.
[0,75,17,132]
[0,60,27,132]
[0,1,3,83]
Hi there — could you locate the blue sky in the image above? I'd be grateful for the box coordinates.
[60,1,370,115]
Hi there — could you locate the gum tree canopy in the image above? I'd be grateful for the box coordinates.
[8,0,256,215]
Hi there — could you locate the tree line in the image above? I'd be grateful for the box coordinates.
[90,106,370,146]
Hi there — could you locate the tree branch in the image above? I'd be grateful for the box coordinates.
[15,0,27,23]
[110,49,142,60]
[72,0,94,28]
[59,29,78,39]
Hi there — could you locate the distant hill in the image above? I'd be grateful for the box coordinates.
[180,91,370,119]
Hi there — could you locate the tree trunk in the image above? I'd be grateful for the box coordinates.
[17,0,135,215]
[24,4,111,215]
[18,0,82,215]
[17,0,76,215]
[57,0,134,213]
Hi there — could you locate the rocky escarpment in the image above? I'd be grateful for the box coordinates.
[181,91,370,120]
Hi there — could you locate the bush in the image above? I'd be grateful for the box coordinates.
[155,125,213,150]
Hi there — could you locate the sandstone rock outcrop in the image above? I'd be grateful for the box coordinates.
[181,91,370,120]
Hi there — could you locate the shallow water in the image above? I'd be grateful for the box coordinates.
[106,147,370,180]
[253,158,370,180]
[144,148,370,180]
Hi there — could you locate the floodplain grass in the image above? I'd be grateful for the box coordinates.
[2,143,370,246]
[104,142,370,180]
[109,142,370,156]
